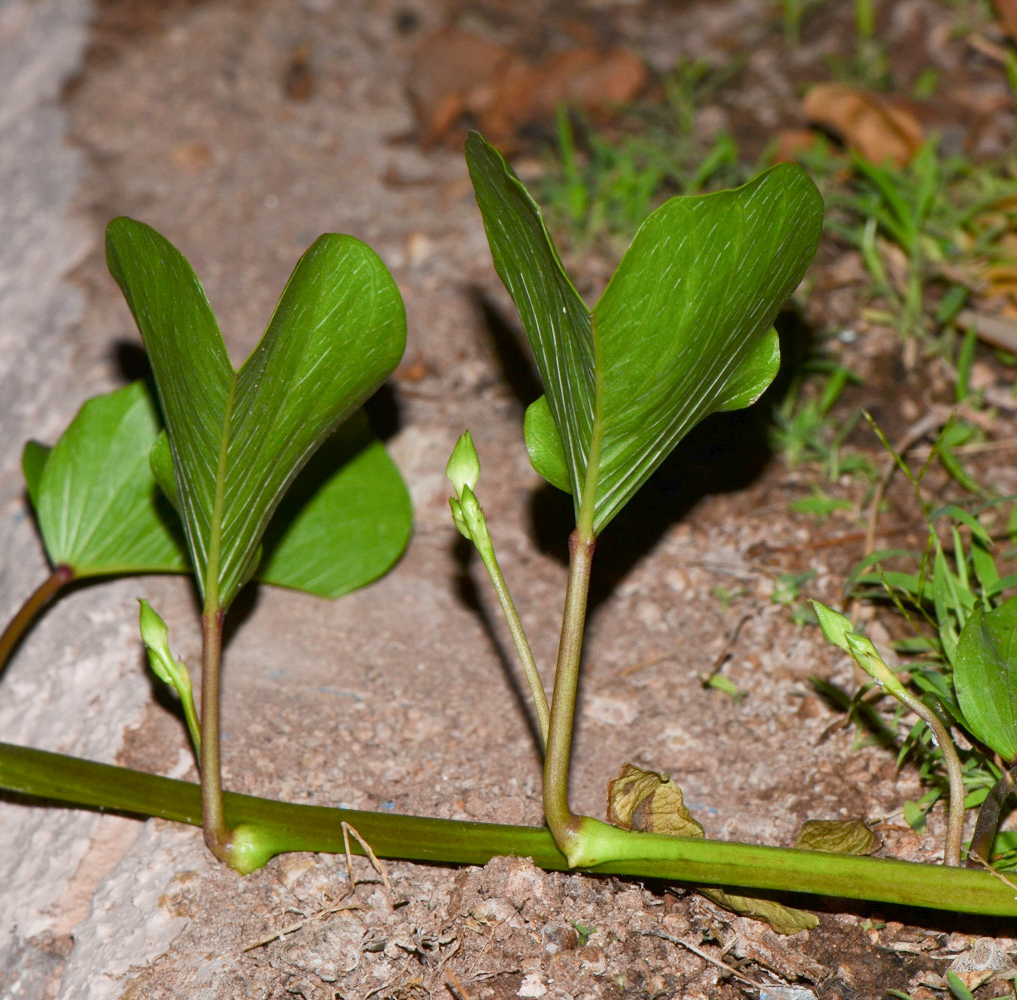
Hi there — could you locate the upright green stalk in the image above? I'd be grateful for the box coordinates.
[543,411,602,864]
[813,600,966,866]
[447,431,549,744]
[477,547,549,745]
[543,527,596,859]
[200,605,229,861]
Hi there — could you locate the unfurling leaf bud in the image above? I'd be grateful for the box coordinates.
[810,599,853,651]
[445,430,481,499]
[138,598,181,687]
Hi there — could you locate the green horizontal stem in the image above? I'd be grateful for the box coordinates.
[3,741,1017,917]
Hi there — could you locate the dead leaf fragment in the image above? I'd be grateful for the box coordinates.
[794,818,878,855]
[802,82,924,166]
[606,763,704,838]
[699,887,819,934]
[606,763,819,934]
[170,141,212,174]
[522,46,648,121]
[283,43,315,101]
[407,27,646,149]
[407,28,520,147]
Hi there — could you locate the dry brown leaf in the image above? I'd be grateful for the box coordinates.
[407,28,521,147]
[802,82,924,167]
[407,28,646,149]
[794,817,878,855]
[606,763,704,838]
[773,127,824,163]
[171,141,213,174]
[699,888,819,935]
[521,47,647,121]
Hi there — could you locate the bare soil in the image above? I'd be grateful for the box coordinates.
[7,0,1017,996]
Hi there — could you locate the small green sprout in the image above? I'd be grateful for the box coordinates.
[138,599,200,757]
[812,600,965,866]
[446,430,489,548]
[445,430,549,744]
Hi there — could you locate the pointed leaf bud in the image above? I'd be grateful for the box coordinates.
[446,430,481,500]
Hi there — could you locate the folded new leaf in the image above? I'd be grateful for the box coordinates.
[467,131,821,534]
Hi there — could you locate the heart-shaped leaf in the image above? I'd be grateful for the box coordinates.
[467,131,822,533]
[23,381,187,577]
[955,597,1017,762]
[106,218,405,611]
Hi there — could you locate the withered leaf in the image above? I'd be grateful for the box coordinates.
[699,888,819,935]
[606,764,819,934]
[794,818,878,856]
[607,763,704,838]
[801,82,924,167]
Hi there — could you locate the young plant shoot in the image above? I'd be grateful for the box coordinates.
[460,131,824,866]
[812,600,966,867]
[7,136,1017,919]
[103,218,409,869]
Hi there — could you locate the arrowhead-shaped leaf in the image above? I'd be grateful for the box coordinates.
[106,218,406,611]
[467,131,822,533]
[23,381,187,577]
[955,598,1017,762]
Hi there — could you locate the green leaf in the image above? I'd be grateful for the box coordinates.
[789,488,853,521]
[954,598,1017,761]
[523,396,572,494]
[466,131,822,533]
[106,218,405,611]
[257,411,411,598]
[153,410,410,601]
[149,431,179,511]
[26,382,187,577]
[945,970,977,1000]
[21,440,51,510]
[713,327,781,412]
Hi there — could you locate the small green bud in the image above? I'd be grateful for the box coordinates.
[138,598,180,687]
[844,631,908,700]
[138,598,201,756]
[449,497,470,539]
[446,430,481,499]
[810,600,854,651]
